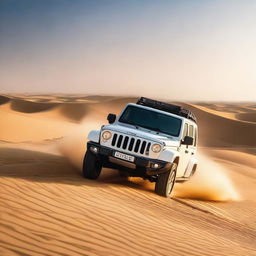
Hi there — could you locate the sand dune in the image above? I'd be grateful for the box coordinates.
[0,103,76,142]
[236,112,256,122]
[0,96,10,105]
[10,99,60,113]
[0,145,255,256]
[0,95,255,256]
[181,103,256,147]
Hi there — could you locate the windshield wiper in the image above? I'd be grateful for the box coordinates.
[120,120,139,129]
[146,127,161,133]
[120,120,173,136]
[136,124,162,133]
[138,125,174,136]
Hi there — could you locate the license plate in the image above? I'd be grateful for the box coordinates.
[114,151,135,162]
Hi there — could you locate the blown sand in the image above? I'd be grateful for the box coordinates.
[0,95,255,256]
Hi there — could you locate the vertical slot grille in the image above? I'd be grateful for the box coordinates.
[111,133,117,146]
[128,138,135,151]
[122,136,129,149]
[117,135,123,148]
[140,141,147,154]
[134,139,141,153]
[146,142,151,153]
[109,133,153,156]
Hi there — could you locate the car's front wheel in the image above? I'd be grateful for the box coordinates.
[155,163,177,197]
[82,150,102,179]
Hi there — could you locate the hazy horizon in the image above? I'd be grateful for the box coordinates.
[1,0,256,101]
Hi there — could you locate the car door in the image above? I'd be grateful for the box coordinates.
[190,125,197,159]
[183,125,196,177]
[176,122,191,177]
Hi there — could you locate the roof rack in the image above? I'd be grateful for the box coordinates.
[136,97,197,123]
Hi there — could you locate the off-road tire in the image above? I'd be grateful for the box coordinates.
[155,163,177,197]
[190,164,197,177]
[82,150,102,179]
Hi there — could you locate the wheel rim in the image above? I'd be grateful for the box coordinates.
[166,171,175,196]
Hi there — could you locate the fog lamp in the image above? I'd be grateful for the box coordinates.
[90,146,99,153]
[151,163,160,169]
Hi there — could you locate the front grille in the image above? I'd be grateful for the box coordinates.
[111,133,151,156]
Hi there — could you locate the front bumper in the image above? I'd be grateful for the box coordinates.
[87,141,171,177]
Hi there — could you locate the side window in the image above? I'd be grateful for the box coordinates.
[189,125,193,137]
[182,123,188,139]
[194,127,197,146]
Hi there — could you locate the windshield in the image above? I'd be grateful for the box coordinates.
[119,106,182,137]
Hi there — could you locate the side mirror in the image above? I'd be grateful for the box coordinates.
[107,113,116,124]
[182,136,194,146]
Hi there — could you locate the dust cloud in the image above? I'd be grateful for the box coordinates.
[174,154,241,201]
[59,127,240,202]
[58,122,101,170]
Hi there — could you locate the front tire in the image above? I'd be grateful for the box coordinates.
[155,163,177,197]
[82,150,102,179]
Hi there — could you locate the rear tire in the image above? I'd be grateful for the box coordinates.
[82,150,102,179]
[155,163,177,197]
[190,164,197,177]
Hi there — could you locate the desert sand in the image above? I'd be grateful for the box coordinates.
[0,94,255,256]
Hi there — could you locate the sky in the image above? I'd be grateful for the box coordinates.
[0,0,256,101]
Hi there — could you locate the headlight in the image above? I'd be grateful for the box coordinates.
[151,143,161,153]
[102,131,112,140]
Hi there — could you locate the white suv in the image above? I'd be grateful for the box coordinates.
[83,97,198,197]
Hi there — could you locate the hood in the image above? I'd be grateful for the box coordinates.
[103,124,180,147]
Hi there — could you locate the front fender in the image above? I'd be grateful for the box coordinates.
[158,149,180,163]
[87,130,100,143]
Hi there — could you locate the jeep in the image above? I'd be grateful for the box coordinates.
[83,97,198,197]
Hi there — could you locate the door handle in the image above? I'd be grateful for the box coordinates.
[191,152,194,155]
[185,150,189,153]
